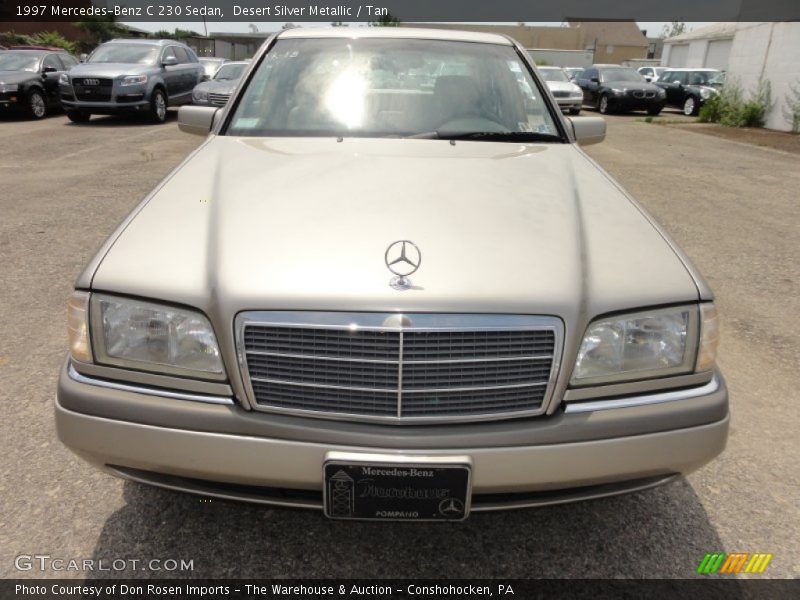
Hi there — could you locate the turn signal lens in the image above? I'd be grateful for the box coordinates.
[696,304,719,371]
[67,291,92,363]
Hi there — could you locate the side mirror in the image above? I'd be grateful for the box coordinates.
[568,116,606,146]
[42,66,57,74]
[178,105,219,136]
[79,54,88,63]
[644,76,652,82]
[162,56,179,67]
[590,77,600,84]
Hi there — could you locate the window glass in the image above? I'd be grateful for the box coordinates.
[60,54,78,68]
[173,47,190,63]
[539,68,569,82]
[42,54,63,71]
[89,44,160,65]
[227,38,559,139]
[598,68,644,83]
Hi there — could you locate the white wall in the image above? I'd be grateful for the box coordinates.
[726,22,800,131]
[662,38,733,69]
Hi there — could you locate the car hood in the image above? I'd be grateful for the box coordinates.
[194,79,240,95]
[91,137,699,326]
[68,63,153,77]
[0,70,37,84]
[545,81,581,94]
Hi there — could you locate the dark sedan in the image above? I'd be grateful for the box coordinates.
[575,65,666,115]
[656,69,725,116]
[0,49,78,118]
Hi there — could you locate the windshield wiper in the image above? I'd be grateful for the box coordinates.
[409,131,562,143]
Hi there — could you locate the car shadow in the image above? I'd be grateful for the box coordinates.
[63,109,178,127]
[86,476,737,580]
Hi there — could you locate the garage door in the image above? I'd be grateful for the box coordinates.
[667,44,689,67]
[705,39,732,70]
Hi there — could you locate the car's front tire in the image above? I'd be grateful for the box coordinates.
[148,88,167,123]
[66,110,91,123]
[598,94,611,114]
[27,89,47,119]
[683,96,698,116]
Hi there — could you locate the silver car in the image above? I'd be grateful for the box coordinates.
[191,61,249,107]
[57,28,727,521]
[538,66,584,114]
[59,39,204,123]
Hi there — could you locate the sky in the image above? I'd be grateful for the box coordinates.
[123,21,713,38]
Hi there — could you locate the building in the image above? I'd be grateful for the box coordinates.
[401,22,649,65]
[725,22,800,131]
[661,23,737,70]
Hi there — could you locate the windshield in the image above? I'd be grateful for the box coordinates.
[214,63,246,80]
[539,68,569,83]
[200,58,225,76]
[89,44,159,65]
[600,68,645,83]
[690,70,725,86]
[0,52,40,72]
[227,38,560,140]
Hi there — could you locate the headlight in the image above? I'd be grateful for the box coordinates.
[67,291,92,363]
[571,306,701,385]
[121,75,147,86]
[90,294,225,379]
[657,88,667,98]
[611,88,625,95]
[700,88,713,100]
[58,73,69,85]
[0,83,19,92]
[193,88,208,102]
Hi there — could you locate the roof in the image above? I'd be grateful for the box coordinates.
[278,27,512,45]
[108,38,182,46]
[665,23,737,43]
[566,20,648,47]
[2,47,51,55]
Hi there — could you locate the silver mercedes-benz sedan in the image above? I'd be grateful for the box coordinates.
[56,28,727,521]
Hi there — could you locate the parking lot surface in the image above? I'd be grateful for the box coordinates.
[1,112,798,579]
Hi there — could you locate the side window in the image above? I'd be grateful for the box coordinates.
[584,69,597,81]
[659,72,673,83]
[173,47,190,64]
[641,68,653,77]
[673,71,689,84]
[42,54,63,71]
[184,47,199,63]
[60,54,78,69]
[162,47,176,62]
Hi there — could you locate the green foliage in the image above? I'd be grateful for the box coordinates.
[697,78,772,128]
[0,30,77,54]
[369,13,401,27]
[781,80,800,133]
[150,28,198,40]
[661,22,688,39]
[74,17,125,47]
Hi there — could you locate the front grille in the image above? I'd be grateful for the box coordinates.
[631,90,656,99]
[238,312,561,423]
[73,77,113,102]
[208,92,231,106]
[552,91,571,98]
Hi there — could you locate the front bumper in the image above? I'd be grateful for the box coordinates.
[56,361,728,510]
[609,94,665,112]
[555,97,583,111]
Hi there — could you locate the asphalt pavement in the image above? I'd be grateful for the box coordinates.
[0,110,797,579]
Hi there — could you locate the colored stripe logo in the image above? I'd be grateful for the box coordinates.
[697,552,773,574]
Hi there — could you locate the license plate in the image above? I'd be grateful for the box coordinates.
[323,453,472,521]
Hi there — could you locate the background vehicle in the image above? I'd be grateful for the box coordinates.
[538,66,583,114]
[198,57,229,79]
[656,69,725,115]
[575,65,666,115]
[0,48,77,118]
[59,39,204,123]
[192,61,249,107]
[563,67,584,81]
[638,66,668,82]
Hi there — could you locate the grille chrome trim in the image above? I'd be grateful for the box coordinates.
[235,312,563,424]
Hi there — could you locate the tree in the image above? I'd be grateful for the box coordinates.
[661,21,688,39]
[782,79,800,133]
[74,16,124,49]
[30,31,77,54]
[369,13,401,27]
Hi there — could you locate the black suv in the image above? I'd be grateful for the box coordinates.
[655,69,725,116]
[0,48,78,118]
[575,65,667,115]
